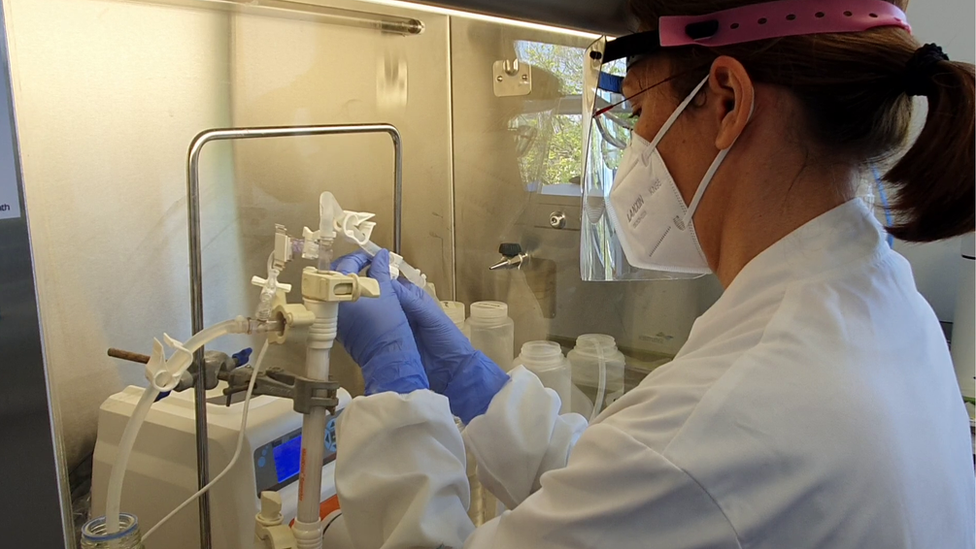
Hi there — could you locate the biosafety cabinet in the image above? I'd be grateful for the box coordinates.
[0,0,970,547]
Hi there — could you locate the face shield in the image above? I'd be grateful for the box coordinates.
[581,32,693,282]
[578,0,911,282]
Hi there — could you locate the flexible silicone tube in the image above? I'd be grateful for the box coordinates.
[105,318,248,534]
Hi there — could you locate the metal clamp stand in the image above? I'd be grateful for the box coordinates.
[220,366,340,415]
[186,123,402,549]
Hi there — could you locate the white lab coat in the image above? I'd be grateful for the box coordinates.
[335,200,975,549]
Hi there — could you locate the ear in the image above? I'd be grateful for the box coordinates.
[708,56,755,150]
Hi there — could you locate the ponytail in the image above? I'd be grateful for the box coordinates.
[885,53,975,242]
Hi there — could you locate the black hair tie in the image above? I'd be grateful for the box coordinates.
[904,43,949,97]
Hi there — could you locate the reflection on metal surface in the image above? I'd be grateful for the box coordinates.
[129,0,426,34]
[407,0,631,35]
[378,52,409,110]
[186,123,402,549]
[453,18,707,378]
[493,58,532,97]
[548,210,567,229]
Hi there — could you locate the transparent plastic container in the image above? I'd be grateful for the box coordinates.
[465,301,515,371]
[441,300,470,339]
[568,334,626,417]
[81,513,144,549]
[514,341,571,414]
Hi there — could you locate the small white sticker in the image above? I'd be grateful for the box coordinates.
[0,173,19,220]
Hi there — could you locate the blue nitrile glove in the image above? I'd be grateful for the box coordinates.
[333,250,429,396]
[390,278,509,424]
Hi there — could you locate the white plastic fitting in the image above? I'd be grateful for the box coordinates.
[144,316,250,392]
[274,224,293,269]
[301,268,380,303]
[301,227,320,260]
[251,276,294,294]
[291,519,323,549]
[255,492,297,549]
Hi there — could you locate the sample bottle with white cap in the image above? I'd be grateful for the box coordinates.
[513,341,571,414]
[465,301,515,371]
[440,301,470,339]
[443,302,492,525]
[568,334,626,421]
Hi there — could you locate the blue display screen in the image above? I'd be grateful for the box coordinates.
[273,436,302,483]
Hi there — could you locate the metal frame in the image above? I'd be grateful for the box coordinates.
[0,1,73,545]
[185,123,403,549]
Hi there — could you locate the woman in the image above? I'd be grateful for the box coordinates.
[330,0,975,547]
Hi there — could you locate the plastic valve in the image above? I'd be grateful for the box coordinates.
[251,276,293,294]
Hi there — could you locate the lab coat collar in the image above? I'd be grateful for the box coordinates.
[720,199,887,307]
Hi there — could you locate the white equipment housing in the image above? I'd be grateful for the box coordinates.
[91,385,350,549]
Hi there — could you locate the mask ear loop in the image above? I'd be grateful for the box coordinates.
[679,84,757,230]
[645,75,711,154]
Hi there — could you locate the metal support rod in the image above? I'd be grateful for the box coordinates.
[185,123,402,549]
[107,348,151,364]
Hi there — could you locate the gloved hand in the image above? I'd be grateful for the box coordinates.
[390,277,509,424]
[333,250,428,396]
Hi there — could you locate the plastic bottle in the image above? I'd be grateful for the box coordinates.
[81,513,144,549]
[465,302,514,371]
[441,301,470,339]
[514,341,571,414]
[447,305,489,526]
[568,334,626,420]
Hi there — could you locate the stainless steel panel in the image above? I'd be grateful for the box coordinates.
[227,1,454,395]
[418,0,633,35]
[450,17,713,378]
[6,0,453,544]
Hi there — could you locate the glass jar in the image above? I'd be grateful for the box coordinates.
[81,514,144,549]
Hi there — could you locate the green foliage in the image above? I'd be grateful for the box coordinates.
[511,41,586,186]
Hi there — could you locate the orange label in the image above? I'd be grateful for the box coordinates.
[288,495,341,527]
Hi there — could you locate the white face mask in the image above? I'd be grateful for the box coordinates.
[606,75,753,275]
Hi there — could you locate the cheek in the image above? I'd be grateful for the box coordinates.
[632,93,671,143]
[658,118,717,204]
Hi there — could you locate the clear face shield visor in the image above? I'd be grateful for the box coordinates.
[578,1,911,282]
[580,34,697,282]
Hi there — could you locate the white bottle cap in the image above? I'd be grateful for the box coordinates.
[440,301,466,327]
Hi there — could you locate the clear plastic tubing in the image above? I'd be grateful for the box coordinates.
[104,317,247,535]
[357,239,427,288]
[465,302,515,372]
[514,341,571,414]
[293,300,337,549]
[568,334,625,420]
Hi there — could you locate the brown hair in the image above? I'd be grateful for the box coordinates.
[629,0,975,242]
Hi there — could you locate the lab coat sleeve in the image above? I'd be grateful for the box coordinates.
[461,366,589,509]
[335,389,474,549]
[462,423,741,549]
[335,377,740,549]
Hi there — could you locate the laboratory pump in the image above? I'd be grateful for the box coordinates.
[88,189,427,549]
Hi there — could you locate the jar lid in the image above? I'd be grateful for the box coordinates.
[470,301,509,320]
[440,301,466,326]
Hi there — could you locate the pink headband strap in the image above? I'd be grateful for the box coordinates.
[659,0,910,47]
